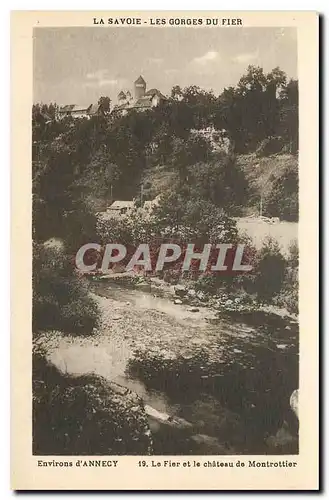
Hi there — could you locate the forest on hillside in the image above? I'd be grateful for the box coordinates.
[32,65,298,247]
[32,65,299,456]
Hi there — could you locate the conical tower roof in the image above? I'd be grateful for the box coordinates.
[134,75,146,85]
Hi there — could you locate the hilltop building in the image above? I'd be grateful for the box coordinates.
[115,75,166,114]
[57,103,105,120]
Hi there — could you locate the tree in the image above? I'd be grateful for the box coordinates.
[279,79,298,153]
[265,167,298,221]
[98,96,111,113]
[152,192,238,244]
[215,66,293,153]
[170,135,212,184]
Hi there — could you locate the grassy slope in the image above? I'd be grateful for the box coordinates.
[141,154,298,206]
[141,164,179,200]
[81,153,298,215]
[236,153,298,209]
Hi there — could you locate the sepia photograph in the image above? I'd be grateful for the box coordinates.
[31,24,300,458]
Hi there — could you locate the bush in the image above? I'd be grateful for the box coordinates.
[33,351,153,455]
[128,347,224,395]
[33,242,99,334]
[256,137,284,157]
[242,238,287,304]
[276,240,299,315]
[152,194,238,244]
[194,274,219,294]
[264,167,298,221]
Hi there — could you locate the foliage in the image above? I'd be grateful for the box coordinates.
[33,350,152,455]
[256,137,285,157]
[186,155,251,214]
[151,194,238,244]
[265,166,299,221]
[32,66,298,229]
[128,347,224,395]
[98,96,111,113]
[276,240,299,314]
[242,238,287,304]
[33,243,99,334]
[214,66,295,154]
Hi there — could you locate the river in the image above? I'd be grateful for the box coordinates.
[43,279,299,455]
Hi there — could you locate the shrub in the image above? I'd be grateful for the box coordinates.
[243,238,287,304]
[264,167,298,221]
[33,351,153,455]
[276,240,299,315]
[33,242,99,335]
[128,347,224,395]
[194,274,219,294]
[256,137,284,157]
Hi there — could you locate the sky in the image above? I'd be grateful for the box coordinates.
[33,27,297,106]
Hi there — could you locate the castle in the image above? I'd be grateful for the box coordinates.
[115,75,166,114]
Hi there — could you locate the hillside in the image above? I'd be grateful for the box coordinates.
[236,153,298,214]
[141,164,179,201]
[141,153,298,213]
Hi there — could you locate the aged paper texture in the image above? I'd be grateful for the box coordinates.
[11,11,319,490]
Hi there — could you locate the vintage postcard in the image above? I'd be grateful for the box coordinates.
[11,11,319,490]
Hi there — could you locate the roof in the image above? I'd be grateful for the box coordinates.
[134,75,146,85]
[88,104,102,115]
[145,88,166,99]
[115,103,128,111]
[134,96,153,109]
[58,104,92,113]
[107,200,135,210]
[115,96,153,111]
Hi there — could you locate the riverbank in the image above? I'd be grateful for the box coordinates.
[35,275,299,455]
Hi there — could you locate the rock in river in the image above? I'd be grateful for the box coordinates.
[174,285,188,297]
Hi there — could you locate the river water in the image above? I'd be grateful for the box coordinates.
[46,280,299,455]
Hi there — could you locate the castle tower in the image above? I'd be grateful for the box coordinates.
[118,90,126,103]
[134,75,146,99]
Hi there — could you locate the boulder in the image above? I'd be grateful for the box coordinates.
[174,285,188,297]
[196,291,207,302]
[265,422,298,453]
[290,389,299,419]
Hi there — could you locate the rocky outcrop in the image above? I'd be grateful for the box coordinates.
[290,389,299,419]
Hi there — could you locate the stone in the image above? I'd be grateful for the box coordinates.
[265,422,298,452]
[196,291,207,302]
[174,299,183,305]
[276,343,288,350]
[174,285,187,297]
[187,289,196,297]
[112,315,121,321]
[290,389,299,419]
[187,307,199,313]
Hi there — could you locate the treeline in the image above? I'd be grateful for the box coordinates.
[32,65,298,246]
[33,65,298,153]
